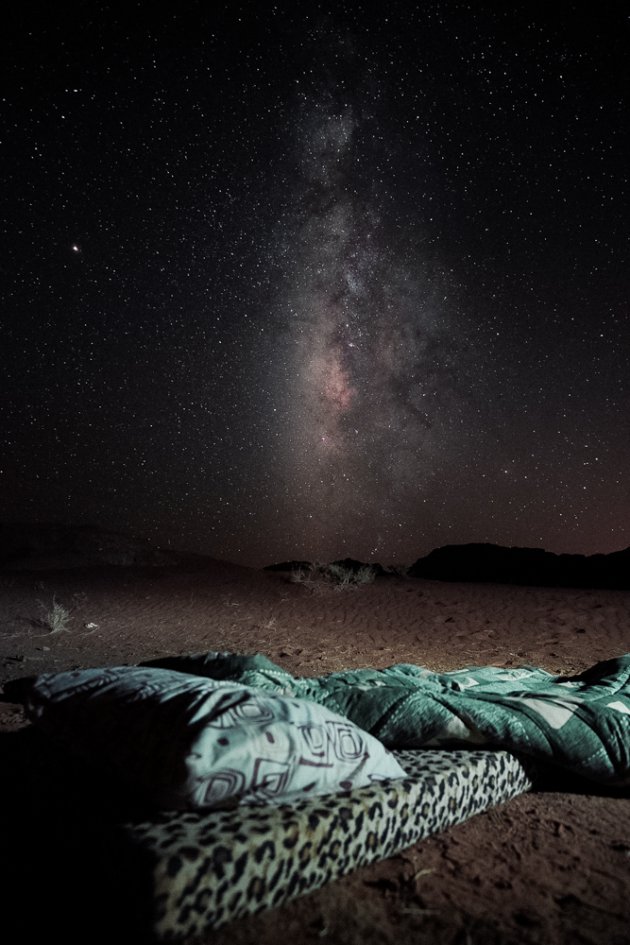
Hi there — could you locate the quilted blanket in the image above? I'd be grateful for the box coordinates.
[145,653,630,785]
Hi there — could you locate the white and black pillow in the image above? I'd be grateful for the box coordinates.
[21,666,406,810]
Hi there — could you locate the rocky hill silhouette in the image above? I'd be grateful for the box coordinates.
[409,543,630,590]
[0,523,179,570]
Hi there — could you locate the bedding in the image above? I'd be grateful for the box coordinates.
[18,665,406,810]
[122,748,533,939]
[145,652,630,784]
[9,651,627,940]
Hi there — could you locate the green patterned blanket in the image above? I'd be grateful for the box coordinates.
[145,653,630,785]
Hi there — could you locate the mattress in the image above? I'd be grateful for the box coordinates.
[120,748,533,941]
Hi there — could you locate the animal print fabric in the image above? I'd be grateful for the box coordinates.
[122,749,532,941]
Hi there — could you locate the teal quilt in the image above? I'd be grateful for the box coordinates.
[145,653,630,785]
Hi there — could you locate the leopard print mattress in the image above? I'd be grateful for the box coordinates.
[121,749,532,941]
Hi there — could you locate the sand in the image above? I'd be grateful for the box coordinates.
[1,558,629,944]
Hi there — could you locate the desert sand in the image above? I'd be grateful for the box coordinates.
[1,556,629,944]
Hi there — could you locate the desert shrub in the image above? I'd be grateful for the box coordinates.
[355,565,377,585]
[290,562,375,592]
[384,563,411,578]
[39,597,72,633]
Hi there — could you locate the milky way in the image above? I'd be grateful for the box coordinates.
[269,76,473,560]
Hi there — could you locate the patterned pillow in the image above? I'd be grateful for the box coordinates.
[22,666,406,810]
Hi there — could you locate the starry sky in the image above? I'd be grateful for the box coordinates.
[1,2,629,567]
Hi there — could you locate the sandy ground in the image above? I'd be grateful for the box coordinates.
[1,558,629,944]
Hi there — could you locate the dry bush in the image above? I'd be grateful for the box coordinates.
[38,597,72,633]
[290,562,375,592]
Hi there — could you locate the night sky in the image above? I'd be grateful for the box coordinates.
[2,2,629,567]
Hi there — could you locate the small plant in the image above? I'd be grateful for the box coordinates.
[290,562,375,592]
[326,563,355,589]
[385,563,411,578]
[38,597,72,633]
[356,565,376,585]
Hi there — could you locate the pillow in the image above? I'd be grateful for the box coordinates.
[21,666,406,810]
